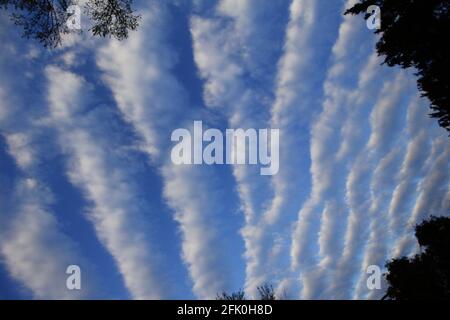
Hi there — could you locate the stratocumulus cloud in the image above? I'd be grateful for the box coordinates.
[45,65,167,299]
[96,1,236,298]
[191,0,277,297]
[0,0,448,300]
[0,29,99,298]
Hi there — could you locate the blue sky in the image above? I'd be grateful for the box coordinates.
[0,0,449,300]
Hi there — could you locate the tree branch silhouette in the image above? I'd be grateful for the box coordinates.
[0,0,140,47]
[345,0,450,133]
[384,216,450,300]
[217,284,278,300]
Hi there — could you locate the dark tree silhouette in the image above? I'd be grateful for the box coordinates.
[217,284,277,300]
[384,216,450,300]
[0,0,140,47]
[257,284,276,300]
[216,289,246,301]
[345,0,450,133]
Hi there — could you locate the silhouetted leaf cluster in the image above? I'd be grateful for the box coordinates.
[217,284,277,300]
[345,0,450,133]
[384,216,450,300]
[216,289,246,301]
[86,0,139,41]
[0,0,140,47]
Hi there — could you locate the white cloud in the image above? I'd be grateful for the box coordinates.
[96,2,234,298]
[45,65,167,299]
[0,178,90,299]
[0,34,95,299]
[290,0,373,298]
[190,0,293,296]
[5,133,34,170]
[268,0,341,297]
[1,0,449,300]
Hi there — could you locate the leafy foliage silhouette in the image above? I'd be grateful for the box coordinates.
[0,0,140,47]
[217,284,277,300]
[216,289,246,301]
[345,0,450,133]
[384,216,450,300]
